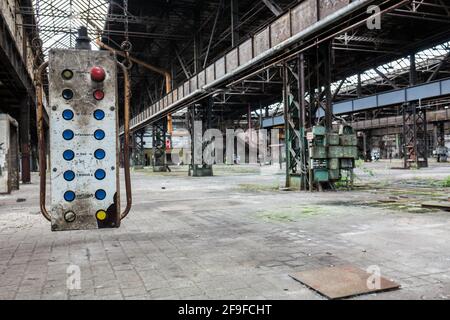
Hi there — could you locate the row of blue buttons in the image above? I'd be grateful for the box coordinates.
[64,189,106,202]
[63,169,106,181]
[63,149,105,161]
[62,129,105,140]
[62,109,105,121]
[62,148,108,202]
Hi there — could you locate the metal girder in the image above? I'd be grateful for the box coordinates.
[176,49,192,78]
[261,0,282,16]
[374,68,400,89]
[265,77,450,128]
[203,0,223,69]
[427,50,450,82]
[331,77,450,116]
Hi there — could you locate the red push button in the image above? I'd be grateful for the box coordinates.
[91,66,106,82]
[93,89,105,101]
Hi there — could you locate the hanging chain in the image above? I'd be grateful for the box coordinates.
[120,0,133,69]
[124,0,129,45]
[121,0,132,52]
[32,0,43,70]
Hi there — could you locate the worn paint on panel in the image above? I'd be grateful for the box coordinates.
[215,57,226,79]
[226,49,239,73]
[254,28,270,57]
[319,0,350,19]
[271,13,291,47]
[206,64,215,84]
[184,81,190,96]
[190,76,198,91]
[198,70,206,88]
[239,39,253,66]
[291,0,318,35]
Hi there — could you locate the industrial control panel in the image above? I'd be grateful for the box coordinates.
[47,49,120,231]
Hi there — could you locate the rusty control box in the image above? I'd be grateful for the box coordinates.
[48,49,120,231]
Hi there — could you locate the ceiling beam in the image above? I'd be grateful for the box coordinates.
[261,0,282,16]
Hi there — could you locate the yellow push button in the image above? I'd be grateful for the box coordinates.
[96,210,107,221]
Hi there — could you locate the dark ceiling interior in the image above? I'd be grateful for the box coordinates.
[103,0,299,114]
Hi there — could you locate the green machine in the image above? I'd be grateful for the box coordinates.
[307,125,358,191]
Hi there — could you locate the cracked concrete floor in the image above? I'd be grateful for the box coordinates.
[0,160,449,300]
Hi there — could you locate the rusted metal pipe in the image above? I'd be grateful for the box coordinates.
[36,61,51,222]
[96,39,174,133]
[118,61,132,220]
[97,39,172,90]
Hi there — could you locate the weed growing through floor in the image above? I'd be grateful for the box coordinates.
[443,176,450,187]
[355,159,376,178]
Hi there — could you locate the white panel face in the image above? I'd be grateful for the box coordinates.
[48,49,120,231]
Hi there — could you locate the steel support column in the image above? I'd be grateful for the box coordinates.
[320,42,333,130]
[132,128,146,168]
[152,120,168,172]
[283,53,309,190]
[187,98,213,177]
[363,130,372,161]
[403,103,428,168]
[434,122,445,148]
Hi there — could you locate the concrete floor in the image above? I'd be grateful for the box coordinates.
[0,160,449,300]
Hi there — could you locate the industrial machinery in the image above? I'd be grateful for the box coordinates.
[35,29,132,231]
[307,125,358,191]
[433,146,448,163]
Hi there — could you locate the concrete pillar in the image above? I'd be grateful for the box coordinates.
[20,97,31,183]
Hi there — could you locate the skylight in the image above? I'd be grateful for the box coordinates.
[32,0,109,55]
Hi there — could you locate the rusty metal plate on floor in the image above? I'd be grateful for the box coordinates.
[290,265,400,299]
[421,201,450,211]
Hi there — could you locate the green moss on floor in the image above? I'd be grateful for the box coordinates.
[443,176,450,187]
[257,205,323,222]
[236,183,281,192]
[360,200,438,214]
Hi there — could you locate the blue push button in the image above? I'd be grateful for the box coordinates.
[95,189,106,200]
[94,149,105,160]
[94,169,106,180]
[63,150,75,161]
[93,109,105,120]
[94,129,105,140]
[63,170,75,181]
[63,129,74,140]
[62,109,74,120]
[64,191,76,202]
